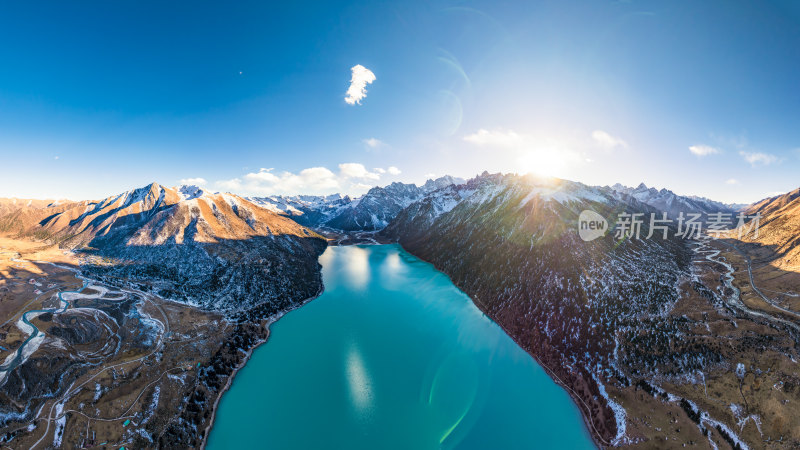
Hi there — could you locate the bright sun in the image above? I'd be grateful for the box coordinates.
[517,150,566,178]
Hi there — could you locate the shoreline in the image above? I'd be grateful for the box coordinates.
[43,250,328,449]
[390,241,608,449]
[199,288,324,450]
[200,242,605,449]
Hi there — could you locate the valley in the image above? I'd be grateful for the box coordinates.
[0,238,270,448]
[4,2,797,448]
[1,174,800,449]
[0,185,327,448]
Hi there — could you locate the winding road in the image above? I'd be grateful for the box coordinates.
[716,240,800,322]
[28,276,171,450]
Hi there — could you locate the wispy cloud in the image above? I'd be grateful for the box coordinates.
[591,130,628,150]
[345,64,376,105]
[179,177,207,186]
[463,128,522,147]
[689,144,721,156]
[363,137,385,149]
[739,151,778,166]
[710,132,748,150]
[215,163,396,196]
[725,178,739,185]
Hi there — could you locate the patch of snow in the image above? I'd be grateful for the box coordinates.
[52,399,67,448]
[592,373,628,445]
[177,185,204,201]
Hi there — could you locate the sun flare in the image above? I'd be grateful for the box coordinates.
[517,149,566,178]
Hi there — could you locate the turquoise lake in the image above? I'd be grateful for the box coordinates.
[207,244,594,449]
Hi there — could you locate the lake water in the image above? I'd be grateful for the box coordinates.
[207,245,594,449]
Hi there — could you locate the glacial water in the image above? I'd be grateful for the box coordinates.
[207,245,594,449]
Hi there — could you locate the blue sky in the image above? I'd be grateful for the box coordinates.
[1,0,799,203]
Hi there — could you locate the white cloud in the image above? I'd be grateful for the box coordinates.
[345,64,376,105]
[179,177,207,186]
[363,138,385,149]
[373,167,386,174]
[689,145,721,156]
[226,167,339,194]
[725,178,739,185]
[463,128,522,147]
[243,168,280,184]
[591,130,628,150]
[387,166,401,175]
[217,178,242,190]
[739,151,778,166]
[338,163,380,180]
[215,163,395,196]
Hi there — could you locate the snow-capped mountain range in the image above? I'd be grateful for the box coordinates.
[248,175,465,231]
[609,182,742,218]
[244,175,742,235]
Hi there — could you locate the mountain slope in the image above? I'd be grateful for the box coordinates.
[735,187,800,270]
[0,184,328,448]
[323,176,465,231]
[383,173,800,448]
[0,183,327,310]
[384,173,693,445]
[247,193,353,227]
[323,182,421,231]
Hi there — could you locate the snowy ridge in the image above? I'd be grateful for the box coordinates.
[609,182,734,219]
[176,185,205,201]
[518,178,610,208]
[248,175,465,231]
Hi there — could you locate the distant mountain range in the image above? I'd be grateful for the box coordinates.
[248,177,750,235]
[249,175,465,231]
[609,182,745,218]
